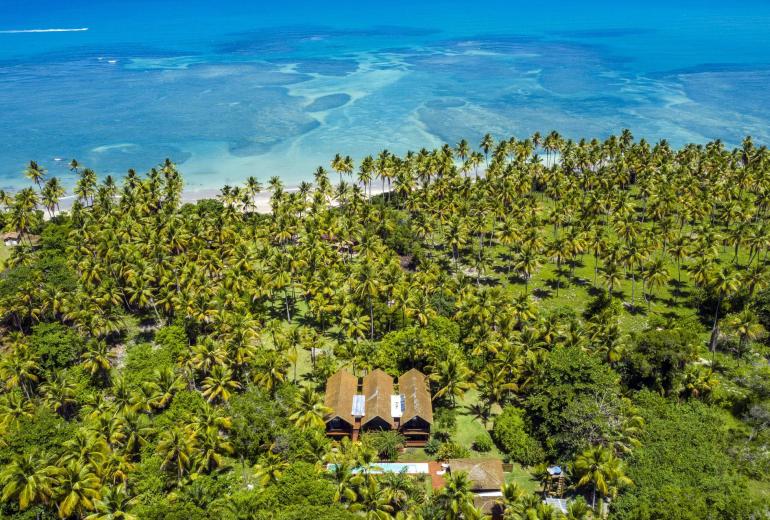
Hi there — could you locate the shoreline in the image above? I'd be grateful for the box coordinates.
[50,182,394,217]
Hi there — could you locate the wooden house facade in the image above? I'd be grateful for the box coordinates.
[324,368,433,446]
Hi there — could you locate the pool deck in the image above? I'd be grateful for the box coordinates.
[326,460,447,489]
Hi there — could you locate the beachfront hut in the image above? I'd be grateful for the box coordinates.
[398,368,433,446]
[2,232,20,247]
[324,369,358,439]
[361,369,395,431]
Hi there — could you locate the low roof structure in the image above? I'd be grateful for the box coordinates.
[448,459,505,492]
[324,369,358,426]
[544,498,569,514]
[2,232,20,240]
[399,368,433,424]
[362,369,394,428]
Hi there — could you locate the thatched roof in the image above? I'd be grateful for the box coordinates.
[362,369,394,428]
[448,459,505,491]
[324,369,358,426]
[399,368,433,424]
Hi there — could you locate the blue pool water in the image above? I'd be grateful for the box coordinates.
[1,1,770,191]
[327,462,430,474]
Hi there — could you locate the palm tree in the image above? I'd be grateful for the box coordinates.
[680,364,719,400]
[573,446,632,510]
[565,498,592,520]
[354,260,382,340]
[430,355,475,406]
[724,308,765,356]
[435,471,481,520]
[480,134,494,166]
[41,177,65,217]
[52,460,102,519]
[289,386,332,430]
[85,484,137,520]
[156,427,196,483]
[24,160,46,188]
[253,451,289,486]
[0,345,40,398]
[0,451,53,512]
[599,262,622,296]
[707,266,741,352]
[349,476,395,519]
[642,257,669,309]
[201,364,241,403]
[81,340,112,385]
[253,351,289,394]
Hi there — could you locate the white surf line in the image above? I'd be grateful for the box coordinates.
[0,28,89,34]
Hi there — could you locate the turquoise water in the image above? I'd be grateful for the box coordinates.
[1,1,770,190]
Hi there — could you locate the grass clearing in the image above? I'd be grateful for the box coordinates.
[506,463,541,494]
[0,244,9,268]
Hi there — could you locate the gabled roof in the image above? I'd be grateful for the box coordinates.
[324,369,358,426]
[362,369,394,428]
[448,459,505,491]
[399,368,433,424]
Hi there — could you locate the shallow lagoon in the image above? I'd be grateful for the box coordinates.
[1,0,769,190]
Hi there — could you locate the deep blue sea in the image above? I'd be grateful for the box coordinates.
[1,0,770,191]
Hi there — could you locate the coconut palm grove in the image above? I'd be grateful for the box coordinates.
[2,132,770,519]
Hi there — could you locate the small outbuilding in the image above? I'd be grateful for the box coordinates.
[2,232,20,247]
[446,458,505,518]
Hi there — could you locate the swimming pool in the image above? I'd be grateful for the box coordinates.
[327,462,430,475]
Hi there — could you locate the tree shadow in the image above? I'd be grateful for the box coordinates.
[507,273,528,286]
[569,275,591,287]
[667,280,690,301]
[623,302,647,316]
[586,286,605,297]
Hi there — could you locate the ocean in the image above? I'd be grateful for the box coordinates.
[1,0,769,191]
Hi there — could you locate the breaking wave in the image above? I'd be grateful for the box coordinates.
[0,28,89,34]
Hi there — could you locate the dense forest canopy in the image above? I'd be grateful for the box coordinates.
[1,131,769,519]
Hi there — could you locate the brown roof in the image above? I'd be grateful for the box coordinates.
[448,459,505,491]
[362,369,394,428]
[2,232,20,240]
[324,369,358,427]
[399,368,433,424]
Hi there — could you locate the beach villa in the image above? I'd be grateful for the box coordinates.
[324,368,433,446]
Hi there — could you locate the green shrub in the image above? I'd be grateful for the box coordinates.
[424,437,441,455]
[123,343,174,389]
[492,406,544,466]
[435,442,470,461]
[28,322,82,370]
[473,433,493,453]
[433,407,457,441]
[155,324,189,360]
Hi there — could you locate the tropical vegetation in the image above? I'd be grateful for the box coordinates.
[1,131,770,518]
